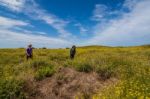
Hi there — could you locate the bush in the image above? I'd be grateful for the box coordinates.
[0,78,25,99]
[96,66,114,80]
[35,66,55,80]
[75,61,93,73]
[42,47,47,49]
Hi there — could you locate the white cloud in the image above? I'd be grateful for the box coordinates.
[0,29,72,48]
[0,0,74,39]
[91,4,108,21]
[39,13,71,38]
[91,4,123,22]
[88,0,150,46]
[0,16,72,48]
[13,27,48,35]
[0,0,25,12]
[0,16,29,28]
[36,32,47,35]
[0,0,77,48]
[123,0,142,10]
[74,23,88,36]
[25,2,74,39]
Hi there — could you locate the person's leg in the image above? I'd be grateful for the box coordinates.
[72,54,75,59]
[70,54,75,59]
[70,54,73,59]
[30,55,33,59]
[26,55,29,60]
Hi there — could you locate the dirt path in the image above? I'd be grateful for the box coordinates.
[24,67,117,99]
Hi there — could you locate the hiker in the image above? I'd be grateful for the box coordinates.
[70,45,76,59]
[26,44,33,60]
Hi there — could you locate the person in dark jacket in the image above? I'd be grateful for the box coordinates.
[26,44,33,60]
[70,45,76,59]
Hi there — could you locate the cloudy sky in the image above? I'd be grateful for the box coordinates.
[0,0,150,48]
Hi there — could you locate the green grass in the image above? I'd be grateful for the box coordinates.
[0,46,150,99]
[0,78,25,99]
[35,65,55,80]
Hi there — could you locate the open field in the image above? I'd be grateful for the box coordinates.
[0,46,150,99]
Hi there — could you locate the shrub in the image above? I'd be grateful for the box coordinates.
[0,78,25,99]
[35,66,55,80]
[63,60,73,67]
[42,47,47,49]
[96,66,114,80]
[75,61,93,73]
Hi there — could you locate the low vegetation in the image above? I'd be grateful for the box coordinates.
[0,46,150,99]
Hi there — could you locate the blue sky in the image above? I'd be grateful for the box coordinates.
[0,0,150,48]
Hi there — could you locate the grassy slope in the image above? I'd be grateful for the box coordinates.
[0,46,150,99]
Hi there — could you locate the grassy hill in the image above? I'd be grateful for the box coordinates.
[0,46,150,99]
